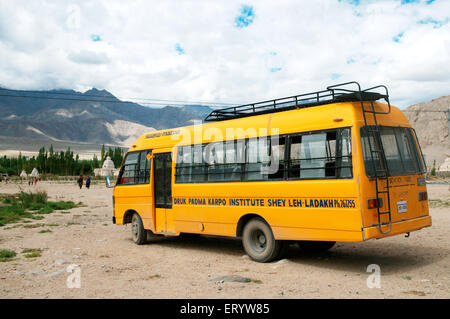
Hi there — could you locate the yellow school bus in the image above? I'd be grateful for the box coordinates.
[112,81,431,262]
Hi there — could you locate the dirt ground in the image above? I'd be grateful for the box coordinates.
[0,181,448,299]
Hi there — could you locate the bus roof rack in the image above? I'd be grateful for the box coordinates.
[204,81,390,122]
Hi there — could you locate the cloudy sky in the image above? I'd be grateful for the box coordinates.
[0,0,449,108]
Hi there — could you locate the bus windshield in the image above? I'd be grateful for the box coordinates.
[361,126,426,177]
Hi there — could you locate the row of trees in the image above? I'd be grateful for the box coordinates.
[0,145,124,176]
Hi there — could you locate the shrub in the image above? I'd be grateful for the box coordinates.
[48,201,76,210]
[0,191,77,226]
[0,249,16,262]
[18,191,48,209]
[0,205,33,226]
[36,207,54,214]
[2,197,14,204]
[28,202,46,211]
[22,248,42,258]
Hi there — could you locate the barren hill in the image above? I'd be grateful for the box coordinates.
[0,88,213,149]
[403,95,450,169]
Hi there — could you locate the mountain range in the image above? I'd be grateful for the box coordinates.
[0,87,448,168]
[0,88,213,148]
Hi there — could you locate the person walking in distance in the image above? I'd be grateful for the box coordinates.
[85,176,91,189]
[77,175,84,189]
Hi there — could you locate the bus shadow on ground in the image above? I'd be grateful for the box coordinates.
[286,242,448,275]
[147,235,448,275]
[149,234,245,257]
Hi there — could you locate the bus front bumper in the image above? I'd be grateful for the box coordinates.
[363,215,432,240]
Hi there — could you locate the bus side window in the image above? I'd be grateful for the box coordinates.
[175,146,184,183]
[181,145,193,183]
[246,137,270,181]
[288,135,302,178]
[138,152,147,184]
[325,131,336,177]
[173,128,352,183]
[191,145,205,182]
[117,152,139,185]
[300,133,327,179]
[224,140,242,182]
[338,128,352,178]
[206,142,225,182]
[268,136,286,180]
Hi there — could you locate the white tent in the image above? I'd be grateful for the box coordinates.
[20,170,28,179]
[30,168,40,178]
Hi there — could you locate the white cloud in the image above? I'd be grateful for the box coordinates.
[69,50,110,64]
[0,0,449,108]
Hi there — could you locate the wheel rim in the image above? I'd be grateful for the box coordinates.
[249,229,267,253]
[132,217,139,241]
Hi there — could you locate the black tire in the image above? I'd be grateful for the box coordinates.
[297,240,335,254]
[131,213,147,245]
[242,218,282,263]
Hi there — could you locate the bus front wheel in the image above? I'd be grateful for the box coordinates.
[297,240,335,254]
[242,218,282,263]
[131,213,147,245]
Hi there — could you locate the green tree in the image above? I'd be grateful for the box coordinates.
[93,154,99,169]
[431,160,436,176]
[17,152,23,174]
[101,144,106,162]
[48,144,55,174]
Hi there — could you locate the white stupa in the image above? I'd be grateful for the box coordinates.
[30,168,40,178]
[94,156,119,177]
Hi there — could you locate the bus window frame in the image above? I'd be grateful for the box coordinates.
[116,149,153,186]
[285,127,353,181]
[174,126,353,184]
[360,125,426,177]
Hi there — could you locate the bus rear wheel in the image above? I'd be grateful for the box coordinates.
[242,218,282,263]
[297,240,335,254]
[131,213,147,245]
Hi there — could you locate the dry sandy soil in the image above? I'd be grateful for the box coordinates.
[0,181,448,299]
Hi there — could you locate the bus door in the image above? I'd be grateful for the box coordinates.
[115,150,153,228]
[153,152,175,233]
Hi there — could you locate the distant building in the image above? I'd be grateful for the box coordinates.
[94,156,119,177]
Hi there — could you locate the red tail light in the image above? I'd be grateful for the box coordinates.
[368,198,383,209]
[418,192,427,201]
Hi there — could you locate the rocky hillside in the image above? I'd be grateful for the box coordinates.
[0,88,213,147]
[403,95,450,169]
